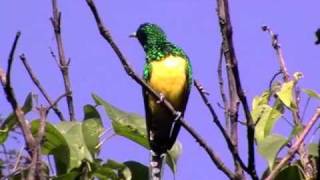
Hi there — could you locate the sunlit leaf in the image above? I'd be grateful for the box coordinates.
[31,120,70,175]
[302,89,320,100]
[307,143,318,157]
[276,80,296,109]
[82,105,104,156]
[92,94,182,173]
[56,122,93,171]
[252,91,270,110]
[92,94,148,148]
[252,92,282,144]
[258,134,287,169]
[0,93,33,144]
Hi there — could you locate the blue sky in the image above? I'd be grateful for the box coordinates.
[1,0,320,179]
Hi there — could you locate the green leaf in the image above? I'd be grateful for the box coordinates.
[82,105,104,156]
[302,89,320,100]
[276,80,296,109]
[258,134,287,169]
[275,165,304,180]
[30,120,70,175]
[56,122,93,172]
[92,94,148,148]
[252,91,270,110]
[252,99,282,144]
[0,93,33,144]
[94,160,132,180]
[92,94,182,173]
[53,171,80,180]
[307,143,318,157]
[83,104,102,120]
[124,161,148,180]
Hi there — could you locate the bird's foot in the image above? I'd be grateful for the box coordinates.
[174,111,182,122]
[156,93,165,104]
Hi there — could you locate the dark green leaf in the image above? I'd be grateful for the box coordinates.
[258,134,287,169]
[124,161,148,180]
[53,171,80,180]
[83,104,102,120]
[0,93,33,144]
[94,160,132,180]
[275,165,304,180]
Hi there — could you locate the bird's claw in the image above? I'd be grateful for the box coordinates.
[156,93,165,104]
[174,111,182,122]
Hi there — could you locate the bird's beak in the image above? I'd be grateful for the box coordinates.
[129,32,137,38]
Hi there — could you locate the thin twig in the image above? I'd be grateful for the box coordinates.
[19,54,65,121]
[262,25,290,82]
[194,80,250,173]
[50,0,75,121]
[47,92,69,113]
[217,43,230,132]
[265,108,320,180]
[216,0,257,179]
[85,0,235,179]
[1,31,36,179]
[13,146,24,172]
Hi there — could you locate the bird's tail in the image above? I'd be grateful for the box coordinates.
[149,151,165,180]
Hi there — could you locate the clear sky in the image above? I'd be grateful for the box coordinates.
[1,0,320,179]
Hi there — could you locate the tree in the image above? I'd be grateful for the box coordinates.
[0,0,319,179]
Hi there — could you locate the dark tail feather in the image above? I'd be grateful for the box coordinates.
[149,152,165,180]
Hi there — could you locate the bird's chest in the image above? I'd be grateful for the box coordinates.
[148,56,187,107]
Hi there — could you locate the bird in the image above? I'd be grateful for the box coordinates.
[130,23,192,180]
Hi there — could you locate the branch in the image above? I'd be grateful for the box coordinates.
[216,0,257,179]
[19,54,65,121]
[262,25,290,82]
[194,80,251,173]
[0,31,36,178]
[50,0,75,121]
[217,43,229,131]
[265,108,320,180]
[85,0,235,179]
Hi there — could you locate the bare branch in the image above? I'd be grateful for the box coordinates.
[85,0,235,179]
[216,0,257,179]
[217,43,230,131]
[262,25,290,82]
[47,92,69,112]
[50,0,75,121]
[194,80,251,174]
[1,31,36,179]
[19,54,65,121]
[265,108,320,180]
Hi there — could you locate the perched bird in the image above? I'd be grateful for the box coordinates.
[130,23,192,180]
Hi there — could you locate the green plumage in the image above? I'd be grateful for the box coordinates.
[132,23,192,180]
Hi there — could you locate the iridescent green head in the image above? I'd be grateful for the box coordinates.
[131,23,167,49]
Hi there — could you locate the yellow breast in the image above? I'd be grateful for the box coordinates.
[148,55,187,111]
